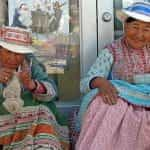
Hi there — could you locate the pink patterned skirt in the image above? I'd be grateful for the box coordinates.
[76,95,150,150]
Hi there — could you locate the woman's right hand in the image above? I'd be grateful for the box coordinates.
[0,68,14,84]
[91,77,118,105]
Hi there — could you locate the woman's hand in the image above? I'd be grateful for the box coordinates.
[19,71,36,91]
[91,77,118,105]
[0,68,14,84]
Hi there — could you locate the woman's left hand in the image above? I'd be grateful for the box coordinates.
[18,71,36,91]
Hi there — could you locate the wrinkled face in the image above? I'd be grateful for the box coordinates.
[0,48,25,70]
[124,20,150,49]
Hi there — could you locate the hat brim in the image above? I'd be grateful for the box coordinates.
[123,10,150,22]
[116,9,150,22]
[0,41,36,54]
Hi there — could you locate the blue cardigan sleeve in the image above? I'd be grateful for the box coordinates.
[80,48,114,93]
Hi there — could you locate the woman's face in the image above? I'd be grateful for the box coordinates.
[124,20,150,49]
[0,48,25,70]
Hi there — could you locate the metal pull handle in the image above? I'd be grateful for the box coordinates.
[102,12,112,22]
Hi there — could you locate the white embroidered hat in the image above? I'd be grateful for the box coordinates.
[117,2,150,22]
[0,26,36,54]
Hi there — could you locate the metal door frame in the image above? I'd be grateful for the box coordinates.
[80,0,97,78]
[80,0,114,77]
[97,0,114,51]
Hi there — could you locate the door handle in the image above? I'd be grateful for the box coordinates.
[102,12,112,22]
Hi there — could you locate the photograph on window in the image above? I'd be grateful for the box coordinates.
[8,0,69,74]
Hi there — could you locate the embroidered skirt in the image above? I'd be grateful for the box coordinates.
[0,105,69,150]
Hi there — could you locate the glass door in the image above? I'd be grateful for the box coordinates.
[7,0,82,102]
[53,0,80,101]
[4,0,98,103]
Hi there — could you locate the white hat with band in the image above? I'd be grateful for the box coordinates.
[117,2,150,22]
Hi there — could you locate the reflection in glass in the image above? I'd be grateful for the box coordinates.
[8,0,80,101]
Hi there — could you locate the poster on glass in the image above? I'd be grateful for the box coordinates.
[8,0,69,74]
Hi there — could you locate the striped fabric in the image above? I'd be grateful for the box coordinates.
[125,2,150,16]
[0,27,32,46]
[0,105,69,150]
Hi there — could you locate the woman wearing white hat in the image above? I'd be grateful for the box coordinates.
[76,2,150,150]
[0,27,69,150]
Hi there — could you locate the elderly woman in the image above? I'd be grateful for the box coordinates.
[0,27,69,150]
[76,2,150,150]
